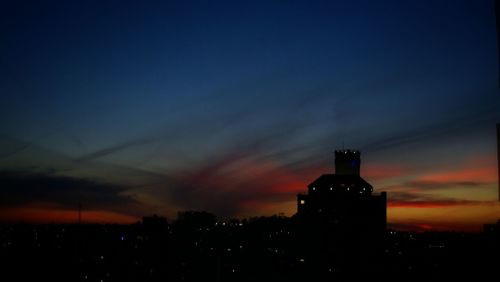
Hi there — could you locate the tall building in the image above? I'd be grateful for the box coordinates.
[295,150,387,275]
[296,150,386,231]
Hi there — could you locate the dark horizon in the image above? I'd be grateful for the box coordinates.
[1,211,499,282]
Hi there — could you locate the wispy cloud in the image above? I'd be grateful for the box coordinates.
[0,135,31,159]
[387,191,497,208]
[0,170,144,216]
[360,97,498,154]
[403,180,487,190]
[74,136,157,162]
[161,149,323,218]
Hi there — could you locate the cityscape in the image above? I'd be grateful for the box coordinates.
[2,0,500,281]
[1,150,499,281]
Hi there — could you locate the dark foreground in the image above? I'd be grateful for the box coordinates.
[1,215,499,282]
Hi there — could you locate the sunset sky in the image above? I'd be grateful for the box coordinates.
[1,0,500,231]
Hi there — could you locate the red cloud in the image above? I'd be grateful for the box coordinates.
[388,222,482,233]
[174,152,325,217]
[363,163,408,181]
[388,200,497,209]
[419,167,497,184]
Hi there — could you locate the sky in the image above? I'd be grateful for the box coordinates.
[1,0,500,232]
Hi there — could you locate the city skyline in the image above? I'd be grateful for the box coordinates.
[1,0,500,232]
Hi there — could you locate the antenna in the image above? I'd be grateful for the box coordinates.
[496,0,500,86]
[496,0,500,201]
[497,124,500,201]
[78,200,82,225]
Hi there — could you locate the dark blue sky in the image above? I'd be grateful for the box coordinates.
[1,0,499,229]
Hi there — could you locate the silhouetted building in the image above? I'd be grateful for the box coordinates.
[295,149,387,276]
[484,219,500,267]
[296,150,386,229]
[484,219,500,234]
[142,214,168,233]
[142,214,167,226]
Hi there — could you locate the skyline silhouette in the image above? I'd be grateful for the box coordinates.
[2,1,500,280]
[1,209,498,281]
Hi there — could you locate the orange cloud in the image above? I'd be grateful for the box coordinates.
[388,199,497,208]
[363,163,408,181]
[174,153,324,217]
[419,167,497,184]
[388,202,500,232]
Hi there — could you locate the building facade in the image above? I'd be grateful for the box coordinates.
[295,150,387,275]
[297,150,386,230]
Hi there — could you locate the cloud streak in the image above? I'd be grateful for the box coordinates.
[0,170,144,216]
[360,94,499,154]
[387,191,498,208]
[161,148,323,218]
[0,135,31,159]
[403,180,487,190]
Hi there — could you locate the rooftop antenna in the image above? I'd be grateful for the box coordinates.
[496,0,500,86]
[497,124,500,201]
[78,200,82,225]
[496,0,500,201]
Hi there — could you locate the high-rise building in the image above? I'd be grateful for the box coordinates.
[295,150,387,274]
[296,150,386,231]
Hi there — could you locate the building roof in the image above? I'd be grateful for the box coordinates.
[307,174,373,192]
